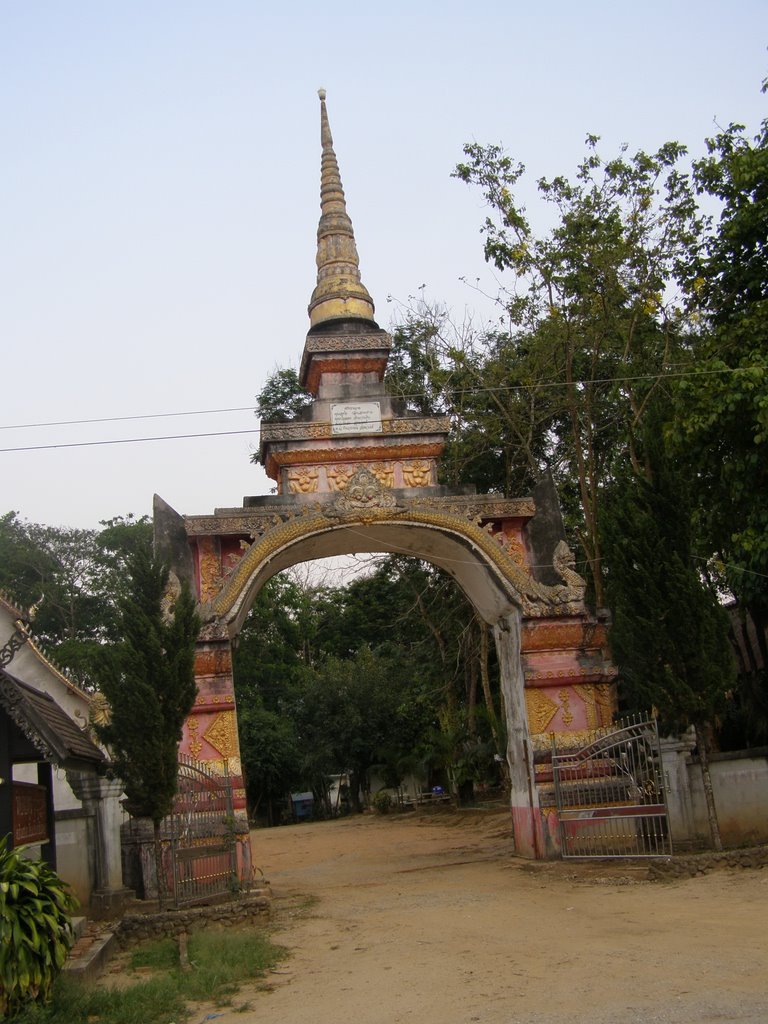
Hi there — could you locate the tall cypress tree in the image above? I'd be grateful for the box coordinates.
[602,432,735,847]
[96,547,199,890]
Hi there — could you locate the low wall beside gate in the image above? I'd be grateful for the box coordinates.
[660,737,768,849]
[691,749,768,847]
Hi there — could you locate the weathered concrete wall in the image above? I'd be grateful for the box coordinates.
[688,750,768,847]
[662,738,768,848]
[54,809,94,906]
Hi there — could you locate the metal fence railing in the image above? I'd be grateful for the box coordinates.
[161,755,251,907]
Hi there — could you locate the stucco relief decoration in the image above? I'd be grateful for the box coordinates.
[327,465,356,491]
[203,710,239,759]
[260,421,330,442]
[524,688,559,733]
[402,460,432,487]
[160,570,182,624]
[186,717,202,758]
[304,333,390,354]
[504,537,530,573]
[552,541,587,609]
[206,486,554,624]
[89,691,111,729]
[287,467,320,493]
[205,756,243,779]
[558,688,574,725]
[383,417,450,435]
[370,462,395,487]
[530,728,610,754]
[574,683,616,729]
[327,467,399,517]
[198,537,223,604]
[224,540,252,572]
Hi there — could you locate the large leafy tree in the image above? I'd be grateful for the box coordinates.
[385,309,558,497]
[672,102,768,741]
[0,512,153,686]
[237,696,303,824]
[452,137,703,605]
[0,513,100,649]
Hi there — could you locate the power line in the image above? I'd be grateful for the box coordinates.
[0,406,256,432]
[0,362,753,438]
[691,556,768,581]
[0,428,258,453]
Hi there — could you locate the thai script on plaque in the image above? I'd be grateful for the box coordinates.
[12,783,48,845]
[330,402,382,435]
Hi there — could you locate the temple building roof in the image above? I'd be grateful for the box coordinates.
[0,669,105,769]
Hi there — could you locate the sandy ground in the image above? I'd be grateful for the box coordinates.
[189,809,767,1024]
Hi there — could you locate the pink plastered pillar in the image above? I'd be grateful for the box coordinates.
[181,637,247,814]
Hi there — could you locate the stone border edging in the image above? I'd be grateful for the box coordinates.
[648,846,768,880]
[115,889,271,946]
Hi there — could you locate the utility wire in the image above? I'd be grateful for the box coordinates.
[691,556,768,581]
[0,406,255,431]
[0,362,753,437]
[0,429,258,453]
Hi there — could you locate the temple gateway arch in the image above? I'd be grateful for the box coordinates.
[155,91,616,859]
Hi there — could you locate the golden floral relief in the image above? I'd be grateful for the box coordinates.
[402,460,433,487]
[370,462,395,487]
[203,710,240,759]
[524,688,559,734]
[287,467,320,493]
[558,688,574,726]
[186,717,202,759]
[574,683,616,729]
[327,465,356,491]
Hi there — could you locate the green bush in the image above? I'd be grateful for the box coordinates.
[372,790,393,814]
[0,836,79,1017]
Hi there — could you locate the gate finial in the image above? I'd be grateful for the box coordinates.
[308,89,376,329]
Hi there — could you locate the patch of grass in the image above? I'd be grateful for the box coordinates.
[11,926,287,1024]
[129,936,179,972]
[11,973,185,1024]
[181,927,285,1002]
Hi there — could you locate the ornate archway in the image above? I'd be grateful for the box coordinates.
[154,91,616,858]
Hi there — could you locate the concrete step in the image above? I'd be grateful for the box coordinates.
[65,924,117,982]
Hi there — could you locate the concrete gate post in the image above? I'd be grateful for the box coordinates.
[66,770,133,913]
[494,610,543,859]
[659,729,697,846]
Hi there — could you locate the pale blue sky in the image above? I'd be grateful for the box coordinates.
[2,2,766,528]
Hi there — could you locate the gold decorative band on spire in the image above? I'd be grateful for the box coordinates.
[308,89,376,328]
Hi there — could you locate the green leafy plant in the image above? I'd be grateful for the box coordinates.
[372,790,393,814]
[0,837,79,1017]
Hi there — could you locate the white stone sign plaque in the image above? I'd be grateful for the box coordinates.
[330,401,382,435]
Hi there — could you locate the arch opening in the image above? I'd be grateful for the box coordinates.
[222,519,524,639]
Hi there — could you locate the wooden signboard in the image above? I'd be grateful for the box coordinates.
[12,782,49,845]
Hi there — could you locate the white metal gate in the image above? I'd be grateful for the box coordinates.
[552,716,672,858]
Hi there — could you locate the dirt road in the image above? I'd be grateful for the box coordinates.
[201,809,767,1024]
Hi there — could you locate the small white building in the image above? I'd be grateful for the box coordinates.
[0,594,129,912]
